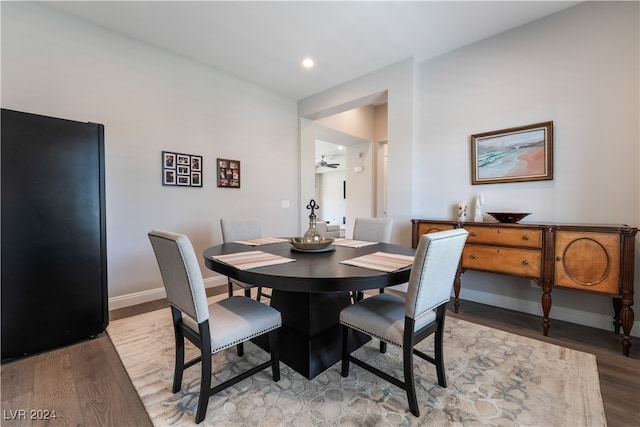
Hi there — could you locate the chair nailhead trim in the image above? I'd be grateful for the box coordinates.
[415,299,448,319]
[211,322,282,353]
[340,321,402,348]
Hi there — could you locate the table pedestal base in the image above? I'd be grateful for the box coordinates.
[254,289,369,379]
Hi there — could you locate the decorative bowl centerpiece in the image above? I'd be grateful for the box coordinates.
[291,199,336,252]
[289,237,334,251]
[487,212,531,223]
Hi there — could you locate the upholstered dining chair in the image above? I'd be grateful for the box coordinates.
[220,217,269,301]
[353,217,393,243]
[351,217,394,304]
[148,229,282,424]
[339,228,468,417]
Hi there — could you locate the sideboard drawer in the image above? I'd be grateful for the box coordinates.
[462,245,542,277]
[416,222,455,236]
[465,226,542,248]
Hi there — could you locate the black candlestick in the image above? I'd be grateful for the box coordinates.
[303,199,321,242]
[306,199,319,217]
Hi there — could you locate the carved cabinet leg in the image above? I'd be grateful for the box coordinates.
[612,297,622,334]
[620,304,634,356]
[541,281,552,336]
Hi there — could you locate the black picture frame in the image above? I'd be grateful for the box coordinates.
[162,151,203,187]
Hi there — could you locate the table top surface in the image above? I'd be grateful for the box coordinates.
[203,240,415,292]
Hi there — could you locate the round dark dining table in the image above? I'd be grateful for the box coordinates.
[203,240,415,379]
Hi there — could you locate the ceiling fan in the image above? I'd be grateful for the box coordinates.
[316,156,340,168]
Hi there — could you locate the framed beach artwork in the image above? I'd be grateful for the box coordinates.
[471,121,553,185]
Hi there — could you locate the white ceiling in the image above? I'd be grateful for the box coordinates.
[44,1,581,101]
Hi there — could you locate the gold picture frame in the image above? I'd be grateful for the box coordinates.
[471,121,553,185]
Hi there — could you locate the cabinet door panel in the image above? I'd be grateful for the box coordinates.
[462,245,541,277]
[554,231,620,294]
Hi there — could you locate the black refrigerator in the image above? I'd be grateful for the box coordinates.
[1,109,108,362]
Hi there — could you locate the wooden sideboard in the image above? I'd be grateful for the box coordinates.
[411,219,638,356]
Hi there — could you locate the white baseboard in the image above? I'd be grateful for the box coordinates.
[108,276,227,311]
[460,288,640,338]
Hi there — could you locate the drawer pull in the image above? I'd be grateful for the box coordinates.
[522,260,529,265]
[471,232,477,237]
[470,254,477,259]
[523,235,530,240]
[556,256,562,261]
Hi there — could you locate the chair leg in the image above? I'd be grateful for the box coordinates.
[256,287,263,302]
[227,279,234,297]
[403,344,419,417]
[341,325,350,377]
[244,288,251,298]
[350,291,364,304]
[195,328,212,424]
[434,321,447,388]
[232,281,245,357]
[269,329,280,381]
[171,307,185,393]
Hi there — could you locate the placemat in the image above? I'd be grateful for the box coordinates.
[332,238,379,248]
[210,250,294,270]
[233,237,290,246]
[340,251,414,272]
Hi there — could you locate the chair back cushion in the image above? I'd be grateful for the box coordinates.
[220,218,262,242]
[148,230,209,323]
[405,229,468,320]
[353,217,393,243]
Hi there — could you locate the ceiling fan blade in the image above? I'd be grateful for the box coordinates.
[316,156,341,169]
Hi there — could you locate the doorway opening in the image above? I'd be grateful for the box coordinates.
[301,92,388,238]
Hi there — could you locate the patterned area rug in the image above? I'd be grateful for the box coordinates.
[108,296,606,426]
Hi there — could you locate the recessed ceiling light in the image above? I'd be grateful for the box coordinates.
[302,58,314,68]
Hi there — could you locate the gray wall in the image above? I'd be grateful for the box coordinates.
[1,3,300,307]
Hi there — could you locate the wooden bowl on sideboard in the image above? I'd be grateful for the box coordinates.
[487,212,531,223]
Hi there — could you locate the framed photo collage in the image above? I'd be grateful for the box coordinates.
[162,151,202,187]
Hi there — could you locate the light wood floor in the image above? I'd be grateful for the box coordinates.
[2,287,638,426]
